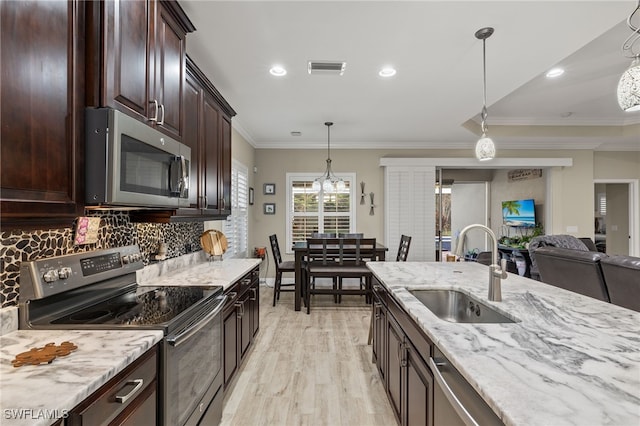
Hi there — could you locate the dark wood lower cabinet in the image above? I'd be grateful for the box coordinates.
[67,345,157,426]
[223,266,260,389]
[374,279,434,426]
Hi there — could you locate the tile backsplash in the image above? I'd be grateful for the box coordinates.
[0,211,204,307]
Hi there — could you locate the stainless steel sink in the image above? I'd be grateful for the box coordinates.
[409,289,518,323]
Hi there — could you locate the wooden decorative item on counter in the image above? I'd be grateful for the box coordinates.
[200,230,228,258]
[12,341,78,367]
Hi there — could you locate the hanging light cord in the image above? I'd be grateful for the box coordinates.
[325,122,332,170]
[622,0,640,58]
[480,36,489,136]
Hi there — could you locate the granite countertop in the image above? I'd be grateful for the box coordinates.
[137,256,261,290]
[367,261,640,426]
[0,329,163,426]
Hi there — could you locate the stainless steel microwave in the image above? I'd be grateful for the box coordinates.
[85,108,190,208]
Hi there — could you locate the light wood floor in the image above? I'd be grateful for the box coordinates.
[221,284,398,426]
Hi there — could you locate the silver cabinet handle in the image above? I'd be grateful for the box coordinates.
[429,357,480,426]
[158,103,165,125]
[115,379,144,403]
[204,196,209,209]
[149,99,159,122]
[221,197,226,210]
[250,287,257,301]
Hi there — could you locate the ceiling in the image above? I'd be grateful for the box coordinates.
[180,1,640,152]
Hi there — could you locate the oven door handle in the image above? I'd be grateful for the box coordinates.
[166,295,227,347]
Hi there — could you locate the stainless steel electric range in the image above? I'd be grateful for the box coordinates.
[18,245,226,426]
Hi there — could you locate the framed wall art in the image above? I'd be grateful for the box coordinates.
[264,203,276,215]
[264,183,276,195]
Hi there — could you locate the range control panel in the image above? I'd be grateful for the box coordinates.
[19,245,144,301]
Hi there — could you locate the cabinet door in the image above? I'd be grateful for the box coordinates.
[373,298,387,380]
[387,315,403,423]
[102,0,152,121]
[183,71,202,209]
[219,115,232,215]
[239,291,252,359]
[223,306,238,388]
[153,1,186,140]
[406,344,433,426]
[250,283,260,337]
[0,0,85,229]
[202,93,221,213]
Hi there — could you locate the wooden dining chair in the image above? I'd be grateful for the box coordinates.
[337,233,365,301]
[396,234,412,261]
[269,234,296,306]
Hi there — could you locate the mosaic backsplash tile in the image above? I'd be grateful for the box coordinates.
[0,211,204,307]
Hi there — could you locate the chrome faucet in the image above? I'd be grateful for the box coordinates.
[454,224,508,302]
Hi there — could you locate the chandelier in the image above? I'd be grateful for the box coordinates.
[312,122,345,192]
[617,0,640,112]
[475,27,496,161]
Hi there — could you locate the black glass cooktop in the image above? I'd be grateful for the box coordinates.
[51,286,222,326]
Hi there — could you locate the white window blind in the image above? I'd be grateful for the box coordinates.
[286,173,356,252]
[223,160,249,258]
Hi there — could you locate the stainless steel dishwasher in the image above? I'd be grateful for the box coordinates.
[429,347,504,426]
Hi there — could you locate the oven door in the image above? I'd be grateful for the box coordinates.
[162,295,226,426]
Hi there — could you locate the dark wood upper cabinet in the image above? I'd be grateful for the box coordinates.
[0,0,86,230]
[169,56,235,220]
[89,0,194,141]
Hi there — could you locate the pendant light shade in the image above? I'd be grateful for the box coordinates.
[475,27,496,161]
[618,57,640,112]
[313,122,345,192]
[617,1,640,112]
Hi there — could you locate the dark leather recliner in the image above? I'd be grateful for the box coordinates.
[600,255,640,312]
[534,246,610,302]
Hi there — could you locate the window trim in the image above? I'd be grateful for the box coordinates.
[285,172,357,254]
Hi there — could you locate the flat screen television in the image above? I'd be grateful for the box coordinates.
[502,198,536,228]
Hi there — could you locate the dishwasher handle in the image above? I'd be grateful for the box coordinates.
[429,357,480,426]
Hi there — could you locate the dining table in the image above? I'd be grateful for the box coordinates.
[291,240,388,311]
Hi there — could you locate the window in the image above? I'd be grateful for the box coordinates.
[223,160,249,258]
[286,173,356,251]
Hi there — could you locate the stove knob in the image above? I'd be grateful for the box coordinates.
[43,269,59,283]
[122,255,130,264]
[57,267,72,279]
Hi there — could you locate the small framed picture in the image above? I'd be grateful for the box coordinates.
[264,203,276,215]
[249,187,254,205]
[264,183,276,195]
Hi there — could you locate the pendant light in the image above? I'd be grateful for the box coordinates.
[617,0,640,112]
[475,27,496,161]
[312,122,345,192]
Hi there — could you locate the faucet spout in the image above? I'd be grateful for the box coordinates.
[454,224,508,302]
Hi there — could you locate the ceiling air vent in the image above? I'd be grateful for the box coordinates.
[308,61,346,75]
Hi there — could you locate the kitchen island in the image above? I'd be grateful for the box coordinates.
[367,261,640,426]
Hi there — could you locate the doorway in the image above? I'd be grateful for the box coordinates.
[593,179,638,256]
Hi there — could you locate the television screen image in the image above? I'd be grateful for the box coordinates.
[502,199,536,227]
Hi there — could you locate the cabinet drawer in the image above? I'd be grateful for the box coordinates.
[67,346,157,426]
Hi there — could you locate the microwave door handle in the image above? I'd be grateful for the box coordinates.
[169,156,181,196]
[180,155,189,197]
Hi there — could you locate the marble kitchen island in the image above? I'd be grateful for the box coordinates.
[367,261,640,426]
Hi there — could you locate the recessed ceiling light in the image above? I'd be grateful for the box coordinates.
[546,67,565,78]
[269,66,287,77]
[379,67,397,77]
